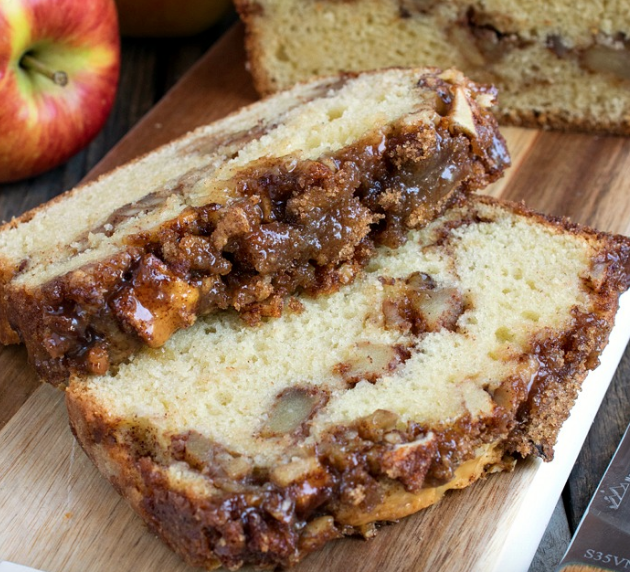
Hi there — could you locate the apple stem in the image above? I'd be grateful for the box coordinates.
[20,54,68,87]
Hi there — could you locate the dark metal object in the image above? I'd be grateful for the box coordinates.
[557,424,630,571]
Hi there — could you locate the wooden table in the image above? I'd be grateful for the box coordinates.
[1,12,629,572]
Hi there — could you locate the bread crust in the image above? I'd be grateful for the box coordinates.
[497,109,630,137]
[66,386,511,570]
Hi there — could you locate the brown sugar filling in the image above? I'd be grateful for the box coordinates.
[89,306,617,570]
[95,395,515,570]
[63,195,630,570]
[9,109,509,384]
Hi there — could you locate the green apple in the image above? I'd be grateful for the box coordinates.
[0,0,120,183]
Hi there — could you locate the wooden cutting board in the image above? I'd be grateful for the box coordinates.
[2,24,630,572]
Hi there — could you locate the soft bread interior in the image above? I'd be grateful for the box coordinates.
[2,66,510,383]
[72,197,599,464]
[5,69,446,288]
[239,0,630,132]
[67,195,629,569]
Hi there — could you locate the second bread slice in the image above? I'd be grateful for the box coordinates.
[67,194,630,570]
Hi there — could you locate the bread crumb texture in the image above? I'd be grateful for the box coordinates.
[79,198,600,459]
[236,0,630,134]
[3,70,442,284]
[1,67,509,383]
[66,196,630,568]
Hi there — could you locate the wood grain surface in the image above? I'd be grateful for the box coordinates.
[1,20,630,572]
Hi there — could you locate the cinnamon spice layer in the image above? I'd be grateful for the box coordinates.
[66,195,630,570]
[0,67,508,384]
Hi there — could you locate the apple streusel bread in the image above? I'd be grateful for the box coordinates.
[0,67,508,384]
[236,0,630,135]
[67,194,630,570]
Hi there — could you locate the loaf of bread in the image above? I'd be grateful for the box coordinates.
[0,67,509,385]
[67,194,630,570]
[236,0,630,135]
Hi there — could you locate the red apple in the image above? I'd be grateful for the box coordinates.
[115,0,231,37]
[0,0,120,183]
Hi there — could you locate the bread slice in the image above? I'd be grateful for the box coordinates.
[236,0,630,135]
[0,67,508,385]
[66,194,630,570]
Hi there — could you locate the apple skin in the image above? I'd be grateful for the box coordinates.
[115,0,231,37]
[0,0,120,183]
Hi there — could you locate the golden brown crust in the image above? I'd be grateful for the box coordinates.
[66,387,512,570]
[0,280,19,345]
[236,1,276,96]
[498,109,630,137]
